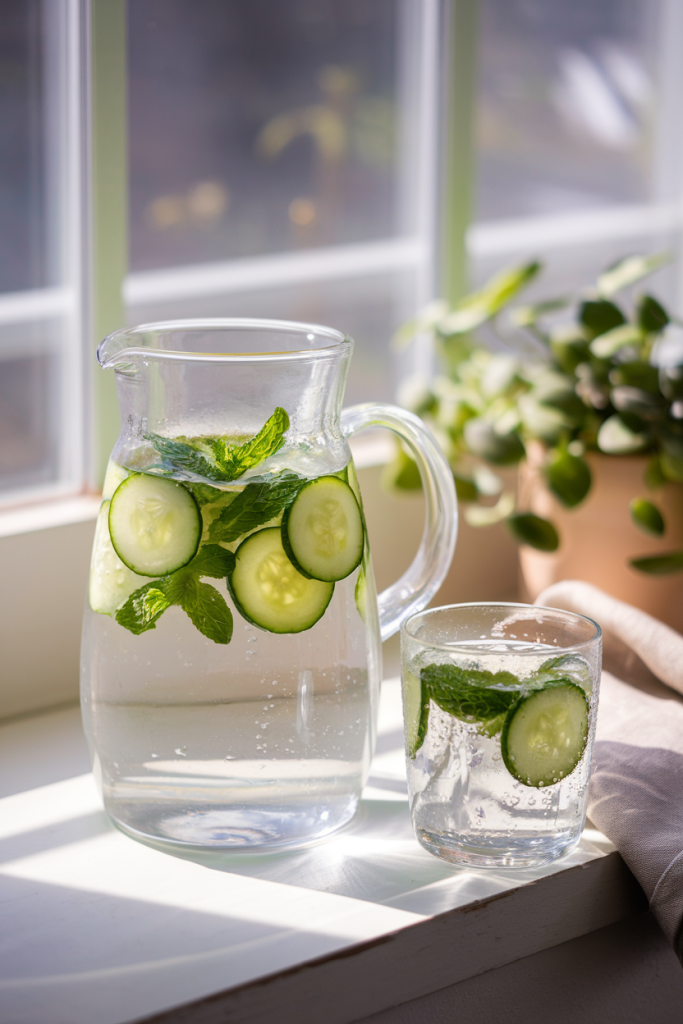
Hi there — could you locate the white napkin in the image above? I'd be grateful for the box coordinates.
[536,580,683,960]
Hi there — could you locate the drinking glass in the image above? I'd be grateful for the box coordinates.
[400,603,602,868]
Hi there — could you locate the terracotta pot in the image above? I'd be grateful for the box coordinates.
[518,446,683,633]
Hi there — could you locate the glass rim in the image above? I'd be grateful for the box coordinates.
[97,317,353,368]
[402,601,602,655]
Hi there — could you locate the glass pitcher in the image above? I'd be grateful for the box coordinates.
[81,319,457,852]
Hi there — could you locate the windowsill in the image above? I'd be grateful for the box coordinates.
[0,679,646,1024]
[0,493,100,539]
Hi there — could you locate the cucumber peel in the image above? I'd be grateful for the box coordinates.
[282,476,364,582]
[229,527,334,633]
[501,679,589,788]
[403,670,430,757]
[109,473,201,577]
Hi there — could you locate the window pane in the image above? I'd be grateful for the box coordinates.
[0,1,85,505]
[0,333,60,492]
[476,0,663,220]
[0,0,48,292]
[128,0,401,272]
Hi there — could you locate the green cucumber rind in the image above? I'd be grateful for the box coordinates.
[227,527,334,634]
[403,670,431,758]
[281,475,364,583]
[280,501,315,580]
[501,679,589,789]
[108,473,201,577]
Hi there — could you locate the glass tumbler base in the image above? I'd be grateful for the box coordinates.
[416,826,582,870]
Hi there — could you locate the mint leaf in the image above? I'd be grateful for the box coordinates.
[187,482,231,507]
[209,407,289,480]
[174,576,233,644]
[144,407,290,484]
[188,544,236,578]
[421,663,518,725]
[115,547,235,642]
[115,581,174,634]
[209,473,303,543]
[144,434,227,482]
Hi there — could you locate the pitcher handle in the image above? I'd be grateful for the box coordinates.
[341,403,458,642]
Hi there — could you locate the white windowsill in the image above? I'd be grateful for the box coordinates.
[0,679,645,1024]
[0,493,101,539]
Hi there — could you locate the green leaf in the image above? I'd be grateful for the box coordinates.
[549,328,591,374]
[463,418,526,465]
[538,655,592,691]
[629,498,665,537]
[644,455,667,491]
[661,451,683,483]
[381,447,422,491]
[175,578,233,644]
[453,472,479,503]
[144,434,227,482]
[518,396,570,445]
[145,408,290,484]
[188,544,236,578]
[186,482,230,507]
[544,450,592,508]
[611,386,667,422]
[597,252,671,298]
[659,365,683,401]
[657,429,683,481]
[115,582,174,635]
[636,294,669,334]
[630,551,683,575]
[579,299,625,340]
[507,513,559,552]
[589,324,643,358]
[609,361,659,393]
[438,261,541,336]
[421,663,518,725]
[597,415,648,454]
[463,492,515,527]
[209,407,289,480]
[208,473,303,543]
[511,297,570,329]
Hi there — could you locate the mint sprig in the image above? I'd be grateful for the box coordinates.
[115,544,235,643]
[208,473,303,543]
[418,655,591,743]
[145,407,290,484]
[421,664,518,727]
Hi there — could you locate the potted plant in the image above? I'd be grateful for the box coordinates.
[391,254,683,629]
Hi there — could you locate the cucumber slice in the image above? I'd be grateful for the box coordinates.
[282,476,363,582]
[89,501,147,615]
[354,566,367,622]
[402,669,430,758]
[102,459,129,500]
[501,680,589,788]
[229,527,334,633]
[109,473,201,577]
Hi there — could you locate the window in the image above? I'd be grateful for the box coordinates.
[124,0,442,408]
[0,0,87,507]
[2,0,683,511]
[469,0,683,308]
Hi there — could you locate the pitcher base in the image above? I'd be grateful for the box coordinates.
[107,797,359,852]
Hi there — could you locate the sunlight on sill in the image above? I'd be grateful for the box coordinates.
[0,494,100,539]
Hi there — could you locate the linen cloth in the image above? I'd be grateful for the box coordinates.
[535,580,683,960]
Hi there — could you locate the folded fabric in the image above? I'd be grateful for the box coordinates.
[535,580,683,961]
